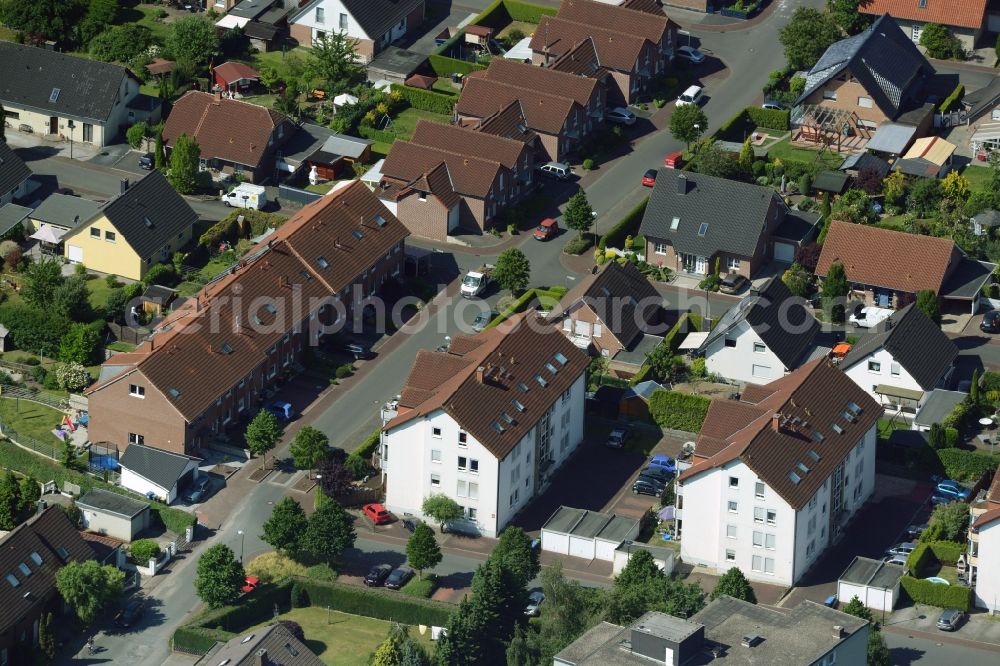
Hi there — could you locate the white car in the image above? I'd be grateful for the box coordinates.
[606,107,636,125]
[676,46,706,64]
[849,305,894,328]
[675,85,704,107]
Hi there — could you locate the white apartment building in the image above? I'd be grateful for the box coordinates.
[381,313,588,538]
[970,469,1000,614]
[678,359,882,587]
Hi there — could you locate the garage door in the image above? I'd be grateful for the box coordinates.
[541,531,569,555]
[988,13,1000,32]
[774,242,796,263]
[67,245,83,263]
[568,535,594,559]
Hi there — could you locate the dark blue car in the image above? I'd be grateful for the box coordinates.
[264,401,294,422]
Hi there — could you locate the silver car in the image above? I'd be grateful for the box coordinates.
[525,590,545,616]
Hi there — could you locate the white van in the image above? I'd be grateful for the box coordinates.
[221,183,267,210]
[676,85,704,107]
[537,161,571,180]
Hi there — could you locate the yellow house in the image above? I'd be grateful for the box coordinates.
[61,171,199,281]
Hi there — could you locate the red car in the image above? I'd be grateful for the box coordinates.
[641,169,657,187]
[664,151,684,169]
[363,503,392,525]
[242,576,260,594]
[533,218,560,241]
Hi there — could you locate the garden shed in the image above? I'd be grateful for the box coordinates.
[76,488,150,542]
[837,556,904,612]
[613,541,676,575]
[541,506,640,561]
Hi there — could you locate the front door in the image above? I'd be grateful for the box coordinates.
[49,117,58,134]
[695,255,708,274]
[82,123,93,143]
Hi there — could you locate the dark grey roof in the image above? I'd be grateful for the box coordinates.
[29,193,100,230]
[280,123,340,167]
[0,141,31,197]
[812,170,849,194]
[542,506,637,541]
[795,15,932,120]
[244,21,281,40]
[972,209,1000,229]
[366,46,427,77]
[0,204,31,236]
[639,170,780,258]
[702,277,820,370]
[76,489,149,519]
[229,0,278,20]
[839,153,891,179]
[914,389,967,427]
[612,333,662,367]
[0,42,134,124]
[942,258,996,300]
[197,623,324,666]
[312,134,373,160]
[126,94,162,113]
[293,0,423,40]
[141,284,178,305]
[90,171,199,260]
[773,210,820,243]
[864,123,917,154]
[841,304,958,390]
[839,556,905,589]
[119,443,199,490]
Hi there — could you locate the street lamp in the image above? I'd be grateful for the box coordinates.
[67,120,75,159]
[237,529,245,564]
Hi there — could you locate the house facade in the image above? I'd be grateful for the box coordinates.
[85,182,409,456]
[0,43,142,148]
[289,0,425,63]
[970,469,1000,614]
[678,360,882,586]
[859,1,989,52]
[381,313,589,538]
[0,141,31,206]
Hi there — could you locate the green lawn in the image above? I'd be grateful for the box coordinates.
[107,342,135,353]
[766,137,845,170]
[0,26,16,42]
[114,3,174,43]
[243,94,279,110]
[431,79,460,97]
[878,417,909,441]
[0,398,65,444]
[86,277,118,310]
[253,47,312,81]
[962,165,994,194]
[246,608,434,666]
[391,108,451,140]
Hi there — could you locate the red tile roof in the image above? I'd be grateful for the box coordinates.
[815,221,958,295]
[483,58,600,110]
[213,61,260,84]
[476,100,539,146]
[381,140,502,198]
[973,507,1000,530]
[410,120,528,171]
[859,0,988,30]
[680,359,883,510]
[398,162,461,210]
[530,15,650,72]
[405,74,438,90]
[456,77,579,135]
[558,0,673,47]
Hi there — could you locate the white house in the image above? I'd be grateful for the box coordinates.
[970,469,1000,614]
[840,304,958,413]
[677,359,883,587]
[0,141,31,206]
[289,0,425,63]
[381,312,588,538]
[118,443,201,505]
[700,277,821,385]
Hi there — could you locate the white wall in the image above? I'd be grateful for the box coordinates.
[976,523,1000,613]
[613,548,675,575]
[837,580,897,611]
[294,0,372,40]
[843,347,924,408]
[120,469,173,504]
[703,321,789,385]
[542,530,569,554]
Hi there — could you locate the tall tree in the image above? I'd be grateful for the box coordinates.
[316,456,354,498]
[422,494,464,531]
[924,500,969,542]
[166,15,220,67]
[245,409,282,470]
[290,426,329,471]
[194,544,245,609]
[261,497,309,555]
[0,472,21,530]
[55,560,124,624]
[154,126,166,170]
[669,104,708,150]
[563,189,594,238]
[437,597,489,666]
[607,550,704,625]
[493,526,540,589]
[821,261,848,324]
[493,247,531,295]
[470,557,526,661]
[971,368,981,406]
[22,258,64,309]
[59,322,103,365]
[168,133,201,194]
[779,7,842,70]
[915,290,941,327]
[0,0,86,46]
[941,170,970,203]
[306,32,365,94]
[710,567,757,603]
[301,498,356,563]
[406,522,442,579]
[842,595,875,624]
[38,612,56,659]
[827,0,871,35]
[867,627,891,666]
[53,277,93,322]
[80,0,119,45]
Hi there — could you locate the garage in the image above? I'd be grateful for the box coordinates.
[119,442,202,505]
[836,556,904,612]
[774,242,796,263]
[67,245,84,263]
[541,506,639,562]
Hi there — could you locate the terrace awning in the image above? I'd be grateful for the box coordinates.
[29,224,66,244]
[874,384,923,402]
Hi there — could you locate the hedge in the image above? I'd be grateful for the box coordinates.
[173,582,292,653]
[485,287,568,330]
[746,106,790,131]
[937,447,999,482]
[907,543,936,578]
[927,540,965,564]
[199,209,289,248]
[293,578,454,626]
[603,197,649,249]
[390,83,456,116]
[503,0,558,22]
[939,84,964,113]
[648,390,710,432]
[900,576,972,611]
[428,54,486,78]
[357,125,398,144]
[354,427,381,459]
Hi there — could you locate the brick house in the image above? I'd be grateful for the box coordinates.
[859,1,989,52]
[161,91,296,184]
[289,0,425,63]
[85,182,409,456]
[639,170,818,280]
[481,58,607,129]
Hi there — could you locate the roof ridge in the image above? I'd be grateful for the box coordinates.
[487,57,599,91]
[541,14,649,46]
[413,119,526,150]
[464,76,578,109]
[403,139,505,169]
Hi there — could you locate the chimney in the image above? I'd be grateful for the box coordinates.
[213,90,223,104]
[120,178,130,194]
[772,413,781,432]
[254,648,268,666]
[476,366,486,383]
[676,174,688,195]
[235,315,242,335]
[73,215,80,226]
[833,625,845,639]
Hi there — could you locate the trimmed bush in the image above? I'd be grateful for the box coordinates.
[199,209,288,248]
[937,448,999,481]
[246,552,309,583]
[927,540,965,564]
[428,54,486,78]
[900,576,972,611]
[484,287,566,329]
[648,390,710,432]
[353,427,381,459]
[357,126,397,143]
[746,106,790,131]
[389,84,456,116]
[130,539,161,564]
[401,574,437,598]
[939,83,964,113]
[563,235,594,255]
[291,581,308,608]
[603,198,649,249]
[906,543,936,578]
[294,578,453,626]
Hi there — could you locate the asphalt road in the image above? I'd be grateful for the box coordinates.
[884,630,1000,665]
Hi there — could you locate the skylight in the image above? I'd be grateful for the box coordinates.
[511,399,525,412]
[796,462,810,474]
[29,552,42,566]
[56,547,69,561]
[241,635,256,645]
[501,412,514,424]
[831,423,844,435]
[264,303,277,315]
[553,352,568,366]
[545,362,558,375]
[788,471,801,485]
[600,287,611,297]
[18,563,30,577]
[317,256,330,269]
[535,374,548,388]
[812,431,825,443]
[143,217,153,229]
[697,223,709,237]
[806,449,820,462]
[301,270,313,281]
[49,88,60,103]
[168,387,181,398]
[351,229,364,241]
[492,421,505,433]
[670,216,680,230]
[220,342,235,355]
[841,409,857,423]
[846,401,863,415]
[375,214,387,227]
[517,382,529,393]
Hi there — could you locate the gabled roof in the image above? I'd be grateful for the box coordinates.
[476,100,539,146]
[70,171,199,261]
[410,120,527,171]
[795,14,933,120]
[841,304,958,390]
[382,140,502,199]
[29,193,100,230]
[483,58,600,110]
[815,221,958,294]
[119,443,200,490]
[549,37,605,78]
[839,152,891,178]
[399,161,460,209]
[0,204,31,238]
[530,15,651,72]
[291,0,423,40]
[313,133,373,160]
[680,359,883,510]
[0,42,136,124]
[0,140,31,197]
[213,61,260,84]
[702,277,820,371]
[552,261,661,349]
[900,135,955,167]
[639,170,781,257]
[162,91,290,169]
[859,0,988,30]
[385,312,589,460]
[76,489,149,519]
[457,77,580,135]
[200,623,324,666]
[0,507,95,634]
[557,0,673,46]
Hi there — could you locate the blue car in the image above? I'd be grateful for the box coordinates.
[649,455,677,473]
[264,401,295,422]
[935,480,971,501]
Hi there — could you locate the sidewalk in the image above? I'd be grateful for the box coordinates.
[885,605,1000,652]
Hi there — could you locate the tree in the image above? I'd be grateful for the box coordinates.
[827,0,871,35]
[882,171,907,208]
[422,494,464,530]
[302,498,356,563]
[669,104,708,149]
[372,623,430,666]
[59,323,102,364]
[126,122,148,150]
[306,31,365,95]
[0,0,86,46]
[290,426,329,471]
[925,500,969,542]
[56,362,92,392]
[0,472,21,530]
[920,23,962,59]
[779,7,842,70]
[245,409,282,470]
[927,422,946,450]
[54,277,93,322]
[274,84,302,119]
[738,138,754,177]
[822,261,848,324]
[168,133,201,194]
[915,290,941,327]
[867,626,891,666]
[55,560,124,624]
[90,23,154,64]
[471,556,527,656]
[17,475,39,515]
[80,0,117,43]
[971,368,981,406]
[166,15,220,67]
[842,595,875,624]
[710,567,757,603]
[854,168,883,195]
[194,544,245,609]
[493,526,540,589]
[22,258,64,308]
[261,497,308,555]
[941,170,970,202]
[38,612,56,660]
[831,188,876,225]
[691,141,737,180]
[154,126,166,170]
[316,456,354,498]
[437,597,490,666]
[406,522,442,579]
[607,550,704,625]
[906,177,942,216]
[563,189,594,237]
[782,263,813,298]
[493,247,531,295]
[258,65,281,91]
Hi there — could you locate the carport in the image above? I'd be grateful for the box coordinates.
[837,556,904,612]
[913,389,967,431]
[541,506,640,561]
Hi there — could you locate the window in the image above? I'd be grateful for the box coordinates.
[105,231,116,242]
[832,423,844,435]
[129,384,145,398]
[697,223,708,237]
[725,549,736,562]
[808,515,817,535]
[654,242,668,255]
[457,480,467,497]
[458,457,467,471]
[809,494,818,510]
[17,563,29,577]
[29,553,42,566]
[891,362,901,376]
[469,482,479,500]
[754,507,764,523]
[128,433,144,445]
[727,257,740,270]
[458,431,468,447]
[868,360,881,373]
[432,427,442,438]
[753,342,766,353]
[729,476,739,488]
[90,228,100,238]
[857,97,873,108]
[726,525,737,539]
[470,459,479,474]
[728,500,738,513]
[766,510,776,525]
[765,533,776,550]
[430,474,440,487]
[670,217,680,230]
[752,555,762,571]
[339,12,347,30]
[753,531,763,547]
[467,507,477,520]
[764,557,775,574]
[431,450,441,463]
[725,338,737,348]
[755,481,765,499]
[823,90,837,101]
[315,7,324,23]
[752,364,771,379]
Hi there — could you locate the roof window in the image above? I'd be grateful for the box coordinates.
[241,634,256,644]
[517,382,529,393]
[351,229,364,241]
[511,399,525,412]
[670,216,680,230]
[841,409,857,423]
[788,471,801,485]
[56,547,69,561]
[492,421,505,433]
[18,563,31,577]
[812,431,825,443]
[846,401,863,415]
[831,423,844,435]
[5,574,18,588]
[553,352,568,366]
[698,223,709,237]
[317,256,330,269]
[806,449,820,462]
[545,362,558,375]
[49,88,60,103]
[796,462,810,475]
[168,387,181,398]
[220,342,235,355]
[375,214,387,228]
[535,374,548,388]
[263,303,277,315]
[501,412,514,424]
[143,216,153,229]
[301,270,313,281]
[30,552,42,566]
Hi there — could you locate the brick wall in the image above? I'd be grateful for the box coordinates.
[646,238,680,274]
[87,369,191,456]
[799,75,891,129]
[397,190,451,241]
[663,0,710,11]
[290,22,312,46]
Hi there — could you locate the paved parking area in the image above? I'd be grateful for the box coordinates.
[887,605,1000,648]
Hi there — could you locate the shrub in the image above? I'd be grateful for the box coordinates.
[504,0,557,23]
[353,427,382,459]
[306,563,337,581]
[143,263,178,288]
[389,84,456,115]
[603,198,648,249]
[563,235,594,255]
[334,364,354,379]
[648,390,711,432]
[356,126,397,144]
[199,209,288,248]
[130,539,161,564]
[906,542,935,577]
[344,453,369,480]
[690,357,707,378]
[582,158,594,170]
[944,427,960,449]
[293,578,453,626]
[936,448,999,481]
[900,576,972,611]
[290,582,308,608]
[939,84,965,113]
[246,552,309,583]
[401,574,437,598]
[746,106,790,130]
[927,539,965,564]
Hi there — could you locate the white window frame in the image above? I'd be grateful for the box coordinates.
[726,525,737,539]
[129,384,145,398]
[654,242,669,255]
[728,500,738,513]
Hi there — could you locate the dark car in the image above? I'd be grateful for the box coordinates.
[639,466,673,485]
[936,608,966,631]
[365,564,392,587]
[116,599,144,627]
[344,342,373,360]
[264,400,295,422]
[632,476,664,497]
[981,311,1000,333]
[184,476,211,503]
[641,169,657,187]
[138,152,154,170]
[402,516,423,532]
[385,566,414,590]
[719,273,748,295]
[473,311,498,333]
[905,522,928,540]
